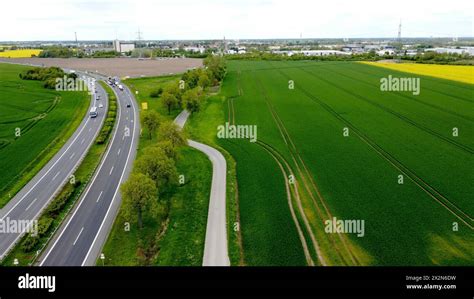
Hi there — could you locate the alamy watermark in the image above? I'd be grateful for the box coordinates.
[217,122,258,143]
[324,217,365,237]
[0,217,38,236]
[380,75,420,95]
[55,76,96,93]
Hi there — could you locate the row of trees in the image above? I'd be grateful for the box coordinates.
[19,67,77,89]
[120,55,226,231]
[149,55,226,115]
[120,120,186,229]
[400,51,473,65]
[38,47,75,58]
[226,51,384,62]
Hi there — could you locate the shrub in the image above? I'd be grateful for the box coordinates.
[150,87,163,98]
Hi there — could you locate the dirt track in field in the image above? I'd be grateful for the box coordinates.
[0,57,203,78]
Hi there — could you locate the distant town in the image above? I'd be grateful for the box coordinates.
[1,36,474,62]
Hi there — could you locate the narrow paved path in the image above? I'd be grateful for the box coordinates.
[174,110,230,266]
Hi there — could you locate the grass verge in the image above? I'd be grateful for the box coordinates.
[98,76,216,266]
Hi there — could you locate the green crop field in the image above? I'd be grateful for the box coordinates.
[215,60,473,266]
[0,63,89,207]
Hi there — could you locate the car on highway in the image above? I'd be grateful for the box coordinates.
[126,103,131,108]
[89,106,98,118]
[98,104,104,108]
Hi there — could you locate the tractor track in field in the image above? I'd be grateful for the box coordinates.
[273,67,473,230]
[297,66,474,155]
[225,84,245,266]
[344,69,474,122]
[257,141,317,266]
[268,61,474,104]
[314,64,474,123]
[251,71,360,265]
[236,62,346,74]
[226,82,319,266]
[348,64,474,104]
[284,62,474,98]
[275,61,473,123]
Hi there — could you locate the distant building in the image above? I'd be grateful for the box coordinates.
[425,47,473,55]
[301,50,350,56]
[84,47,114,55]
[342,44,364,53]
[404,49,418,56]
[113,40,135,53]
[376,49,395,56]
[364,45,382,51]
[184,46,206,54]
[272,50,350,56]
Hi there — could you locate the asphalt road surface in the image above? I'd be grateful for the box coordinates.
[174,110,230,266]
[39,80,139,266]
[0,74,106,262]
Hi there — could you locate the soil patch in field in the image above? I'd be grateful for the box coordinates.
[0,57,203,77]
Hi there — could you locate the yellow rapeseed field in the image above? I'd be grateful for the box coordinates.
[0,49,42,58]
[360,62,474,85]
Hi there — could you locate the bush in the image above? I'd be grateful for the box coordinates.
[21,235,39,252]
[43,78,57,89]
[20,217,54,252]
[37,217,54,236]
[45,186,74,217]
[150,87,163,98]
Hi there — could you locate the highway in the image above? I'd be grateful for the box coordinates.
[0,74,107,261]
[174,110,230,266]
[39,80,139,266]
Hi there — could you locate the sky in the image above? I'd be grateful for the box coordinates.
[2,0,473,41]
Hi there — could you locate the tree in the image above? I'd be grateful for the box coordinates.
[156,140,178,160]
[198,71,211,89]
[163,81,183,106]
[181,87,203,114]
[141,110,161,139]
[157,121,187,147]
[149,87,163,98]
[161,91,178,114]
[181,69,200,89]
[204,55,226,83]
[135,147,178,189]
[120,173,158,229]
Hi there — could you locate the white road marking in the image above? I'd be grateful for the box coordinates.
[1,117,91,222]
[70,153,75,160]
[25,198,38,211]
[117,148,121,155]
[2,75,103,261]
[96,191,103,203]
[52,171,61,181]
[89,127,92,132]
[109,166,114,176]
[73,227,84,246]
[40,77,115,265]
[82,84,137,266]
[81,138,85,145]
